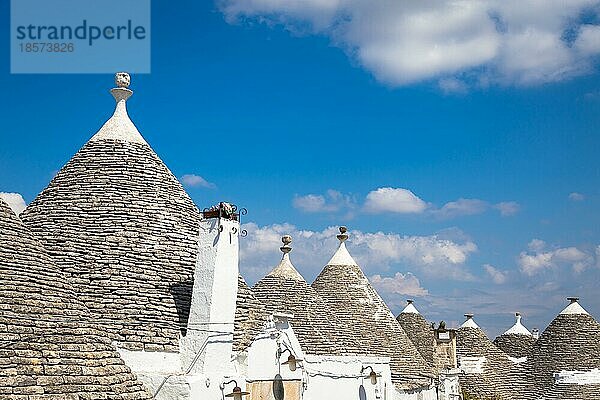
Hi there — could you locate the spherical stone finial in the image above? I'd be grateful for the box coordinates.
[280,235,292,254]
[115,72,131,88]
[336,226,349,242]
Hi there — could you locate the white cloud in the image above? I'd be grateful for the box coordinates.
[180,174,216,189]
[433,198,489,219]
[568,192,585,201]
[293,189,355,213]
[370,272,429,297]
[518,239,595,275]
[439,78,469,94]
[483,264,508,284]
[432,198,519,218]
[239,223,478,283]
[364,187,428,214]
[0,193,27,215]
[494,201,520,216]
[219,0,600,87]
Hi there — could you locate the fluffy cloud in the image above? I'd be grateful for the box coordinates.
[518,239,595,275]
[433,198,520,218]
[364,187,427,214]
[293,189,355,213]
[483,264,508,284]
[219,0,600,87]
[239,223,477,283]
[180,174,216,189]
[0,193,27,215]
[568,192,585,201]
[494,201,520,216]
[370,272,429,297]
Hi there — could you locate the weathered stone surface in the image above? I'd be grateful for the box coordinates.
[312,261,433,390]
[20,136,201,351]
[0,199,151,399]
[233,275,268,353]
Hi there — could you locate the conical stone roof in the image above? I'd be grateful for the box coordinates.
[396,300,435,368]
[20,73,201,352]
[493,313,535,359]
[252,236,355,355]
[456,314,519,400]
[0,198,151,399]
[521,298,600,399]
[233,274,268,353]
[311,227,433,390]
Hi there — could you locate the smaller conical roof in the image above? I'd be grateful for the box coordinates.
[313,227,433,390]
[457,314,517,400]
[253,235,351,355]
[493,313,535,360]
[396,300,435,368]
[522,297,600,399]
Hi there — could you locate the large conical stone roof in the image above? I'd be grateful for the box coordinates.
[456,314,520,400]
[522,298,600,399]
[0,198,151,399]
[311,227,433,390]
[20,74,201,352]
[252,236,356,355]
[493,313,535,359]
[396,300,435,368]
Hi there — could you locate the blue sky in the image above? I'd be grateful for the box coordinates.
[1,0,600,337]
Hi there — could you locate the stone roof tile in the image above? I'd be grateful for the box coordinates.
[0,198,151,399]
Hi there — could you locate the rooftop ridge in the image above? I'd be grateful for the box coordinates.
[90,72,147,144]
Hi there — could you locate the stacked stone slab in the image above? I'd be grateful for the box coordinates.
[252,236,357,356]
[20,78,202,352]
[233,275,268,353]
[456,315,520,400]
[396,300,435,368]
[312,228,433,391]
[520,299,600,399]
[493,313,535,359]
[0,198,151,399]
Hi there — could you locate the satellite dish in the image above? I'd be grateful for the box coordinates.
[273,374,285,400]
[358,384,367,400]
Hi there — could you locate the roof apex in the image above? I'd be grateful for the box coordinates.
[90,72,147,145]
[401,299,420,314]
[503,312,532,336]
[460,313,480,329]
[559,297,589,316]
[267,253,305,281]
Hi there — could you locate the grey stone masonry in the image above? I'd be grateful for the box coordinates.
[253,271,359,356]
[21,137,201,352]
[312,263,433,391]
[396,311,435,368]
[0,198,151,399]
[233,275,268,353]
[493,333,535,359]
[456,325,521,400]
[520,305,600,400]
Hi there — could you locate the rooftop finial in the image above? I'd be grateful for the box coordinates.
[337,226,349,243]
[465,313,474,320]
[567,297,579,304]
[407,299,414,305]
[280,235,292,255]
[110,72,133,103]
[115,72,131,88]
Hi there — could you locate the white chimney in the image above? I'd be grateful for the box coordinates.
[181,203,241,376]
